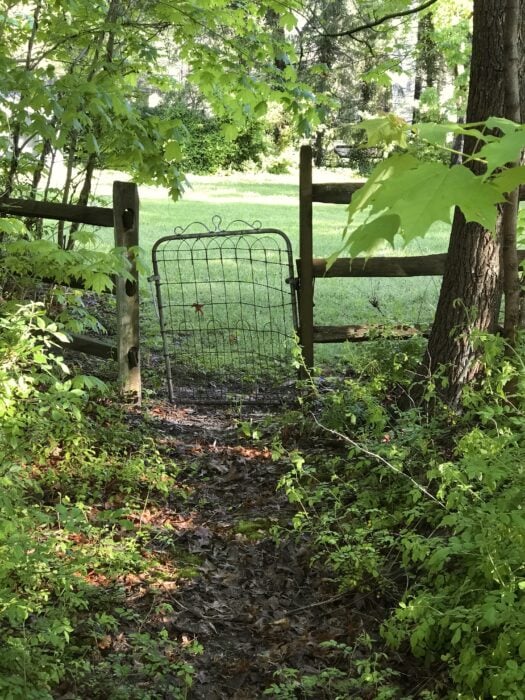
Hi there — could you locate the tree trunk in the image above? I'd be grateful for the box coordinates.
[412,13,438,122]
[501,0,521,349]
[520,1,525,120]
[66,151,98,249]
[518,0,525,328]
[425,0,506,407]
[314,129,324,167]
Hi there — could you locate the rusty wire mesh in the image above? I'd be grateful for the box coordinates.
[150,218,298,404]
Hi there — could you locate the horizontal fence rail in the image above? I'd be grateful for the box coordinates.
[310,182,525,206]
[298,144,525,367]
[310,251,525,279]
[312,324,426,343]
[0,197,114,227]
[311,254,446,278]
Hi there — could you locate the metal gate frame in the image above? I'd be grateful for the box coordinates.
[150,218,298,404]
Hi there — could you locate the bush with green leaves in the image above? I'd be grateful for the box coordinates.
[265,636,409,700]
[147,96,268,174]
[273,337,525,699]
[0,298,197,698]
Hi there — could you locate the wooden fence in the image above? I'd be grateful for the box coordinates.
[0,182,141,402]
[298,144,525,369]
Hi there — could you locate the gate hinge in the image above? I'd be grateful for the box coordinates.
[287,276,300,291]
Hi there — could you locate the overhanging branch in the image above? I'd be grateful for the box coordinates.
[323,0,440,39]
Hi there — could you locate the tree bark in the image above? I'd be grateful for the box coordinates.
[412,13,438,122]
[425,0,506,407]
[501,0,521,349]
[518,0,525,328]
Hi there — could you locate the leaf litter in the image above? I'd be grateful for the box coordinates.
[138,402,369,699]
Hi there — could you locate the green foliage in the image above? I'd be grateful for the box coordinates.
[338,116,525,258]
[0,300,195,697]
[3,236,130,296]
[265,636,407,699]
[266,157,294,175]
[0,0,324,208]
[68,623,201,700]
[272,337,525,698]
[149,98,267,174]
[0,210,145,352]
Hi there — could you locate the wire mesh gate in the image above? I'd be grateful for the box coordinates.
[150,218,298,404]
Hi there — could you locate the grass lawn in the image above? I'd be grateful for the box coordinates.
[135,172,449,367]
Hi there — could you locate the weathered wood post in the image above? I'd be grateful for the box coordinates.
[299,144,314,372]
[113,181,141,403]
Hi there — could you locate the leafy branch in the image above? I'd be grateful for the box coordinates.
[335,115,525,259]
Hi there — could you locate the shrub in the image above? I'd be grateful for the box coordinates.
[273,339,525,698]
[148,97,267,174]
[0,302,196,697]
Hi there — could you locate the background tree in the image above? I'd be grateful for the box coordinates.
[328,0,524,406]
[295,0,470,170]
[0,0,321,246]
[412,12,440,122]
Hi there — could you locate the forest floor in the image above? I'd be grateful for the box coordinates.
[132,400,378,699]
[55,283,404,697]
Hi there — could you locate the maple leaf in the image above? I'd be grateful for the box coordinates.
[343,154,504,256]
[358,114,409,148]
[478,128,525,176]
[344,214,400,258]
[492,166,525,195]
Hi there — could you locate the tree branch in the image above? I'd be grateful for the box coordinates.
[323,0,440,39]
[310,413,445,508]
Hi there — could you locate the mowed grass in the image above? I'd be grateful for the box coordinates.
[137,172,450,366]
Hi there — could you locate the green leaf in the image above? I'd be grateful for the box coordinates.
[358,114,409,148]
[416,122,454,147]
[85,272,113,293]
[492,166,525,194]
[477,128,525,175]
[253,101,267,118]
[165,140,182,161]
[282,65,297,81]
[346,214,401,257]
[347,153,419,219]
[279,11,296,30]
[85,132,99,155]
[52,331,71,344]
[482,605,498,627]
[222,123,238,140]
[0,218,28,236]
[343,154,504,255]
[485,116,521,134]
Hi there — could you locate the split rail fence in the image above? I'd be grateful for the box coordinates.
[298,144,525,369]
[0,182,141,402]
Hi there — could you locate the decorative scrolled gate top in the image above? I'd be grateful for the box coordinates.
[150,217,298,404]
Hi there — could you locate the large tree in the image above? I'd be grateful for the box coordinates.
[425,0,524,405]
[332,1,525,407]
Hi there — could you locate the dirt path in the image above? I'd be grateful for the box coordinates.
[147,404,358,699]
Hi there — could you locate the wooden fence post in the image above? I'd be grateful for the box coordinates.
[299,145,314,371]
[113,181,141,403]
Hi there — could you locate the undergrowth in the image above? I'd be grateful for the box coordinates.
[0,240,199,698]
[265,336,525,699]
